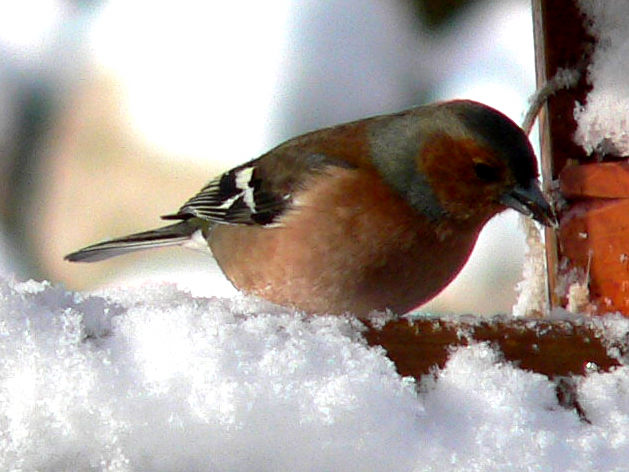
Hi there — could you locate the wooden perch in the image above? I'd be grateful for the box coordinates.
[363,315,627,420]
[363,316,623,381]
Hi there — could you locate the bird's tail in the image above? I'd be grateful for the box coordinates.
[64,221,201,263]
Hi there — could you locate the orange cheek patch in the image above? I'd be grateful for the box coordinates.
[420,134,502,218]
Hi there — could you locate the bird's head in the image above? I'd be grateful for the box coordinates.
[406,100,556,227]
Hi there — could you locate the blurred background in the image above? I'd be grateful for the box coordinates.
[0,0,537,315]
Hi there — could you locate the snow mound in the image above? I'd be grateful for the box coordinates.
[574,1,629,156]
[1,277,629,471]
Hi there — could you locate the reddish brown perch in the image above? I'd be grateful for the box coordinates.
[363,316,624,380]
[363,316,627,420]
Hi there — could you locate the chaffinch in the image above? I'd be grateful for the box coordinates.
[66,100,555,317]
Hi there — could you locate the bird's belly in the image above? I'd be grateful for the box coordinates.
[208,168,480,317]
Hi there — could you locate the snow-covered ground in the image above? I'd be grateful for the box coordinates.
[1,276,629,472]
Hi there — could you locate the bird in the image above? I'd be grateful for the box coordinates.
[65,99,555,317]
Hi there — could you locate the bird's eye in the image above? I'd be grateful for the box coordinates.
[473,163,500,182]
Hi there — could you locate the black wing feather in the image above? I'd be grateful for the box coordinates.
[162,153,353,226]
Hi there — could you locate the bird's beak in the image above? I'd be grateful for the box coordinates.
[500,180,557,228]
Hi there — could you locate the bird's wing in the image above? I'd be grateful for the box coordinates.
[161,152,356,226]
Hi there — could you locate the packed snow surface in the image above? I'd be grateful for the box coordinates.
[1,277,629,472]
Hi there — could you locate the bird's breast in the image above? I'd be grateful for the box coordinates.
[209,167,481,316]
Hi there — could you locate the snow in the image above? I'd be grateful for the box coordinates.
[1,276,629,471]
[511,215,548,318]
[574,1,629,156]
